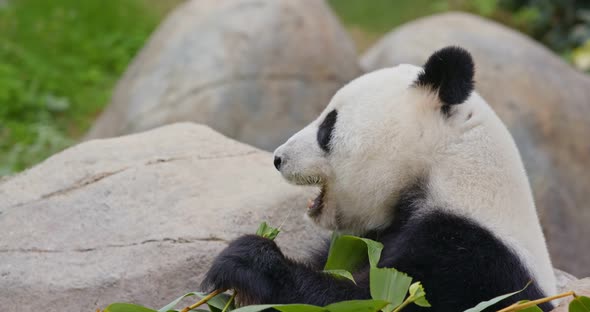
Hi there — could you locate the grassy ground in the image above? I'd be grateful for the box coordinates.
[0,0,179,174]
[327,0,506,52]
[329,0,451,51]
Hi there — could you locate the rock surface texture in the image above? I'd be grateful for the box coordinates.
[552,277,590,311]
[0,123,324,312]
[85,0,360,151]
[361,12,590,277]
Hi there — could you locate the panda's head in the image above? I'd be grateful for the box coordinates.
[274,47,478,233]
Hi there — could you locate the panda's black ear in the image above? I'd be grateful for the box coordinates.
[415,46,475,114]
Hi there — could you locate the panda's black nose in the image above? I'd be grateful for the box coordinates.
[273,156,282,171]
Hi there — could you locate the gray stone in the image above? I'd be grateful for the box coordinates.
[551,277,590,311]
[555,268,578,293]
[0,123,325,312]
[86,0,360,151]
[361,12,590,277]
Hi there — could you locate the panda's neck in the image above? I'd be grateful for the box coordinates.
[428,155,539,247]
[423,115,556,296]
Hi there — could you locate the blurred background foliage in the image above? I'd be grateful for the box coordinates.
[0,0,180,174]
[0,0,589,175]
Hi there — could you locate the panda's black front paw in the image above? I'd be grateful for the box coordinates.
[201,234,291,303]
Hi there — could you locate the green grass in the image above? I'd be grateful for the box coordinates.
[328,0,452,51]
[328,0,450,35]
[327,0,504,51]
[0,0,177,174]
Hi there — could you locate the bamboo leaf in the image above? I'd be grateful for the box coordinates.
[369,267,412,311]
[359,238,384,269]
[324,235,383,272]
[569,296,590,312]
[514,301,542,312]
[231,304,324,312]
[463,282,531,312]
[158,292,200,312]
[324,299,390,312]
[158,291,232,312]
[255,222,280,240]
[229,300,389,312]
[105,303,157,312]
[207,293,234,312]
[324,269,356,284]
[324,235,367,272]
[408,282,431,308]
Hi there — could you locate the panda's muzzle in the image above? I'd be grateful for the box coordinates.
[273,142,329,216]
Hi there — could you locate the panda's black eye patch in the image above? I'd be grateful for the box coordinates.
[317,109,337,153]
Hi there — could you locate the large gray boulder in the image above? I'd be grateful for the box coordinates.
[361,12,590,277]
[552,276,590,311]
[552,269,589,311]
[86,0,360,151]
[0,123,325,312]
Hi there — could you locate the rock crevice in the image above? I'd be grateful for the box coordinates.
[0,236,228,254]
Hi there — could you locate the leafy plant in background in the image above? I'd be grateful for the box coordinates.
[499,0,590,53]
[461,0,590,71]
[0,0,176,174]
[102,222,590,312]
[329,0,590,71]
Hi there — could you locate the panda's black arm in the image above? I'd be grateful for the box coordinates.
[201,235,369,305]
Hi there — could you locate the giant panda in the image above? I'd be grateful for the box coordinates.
[202,47,557,311]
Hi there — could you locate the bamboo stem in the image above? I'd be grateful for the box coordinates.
[221,292,237,312]
[496,291,576,312]
[180,289,226,312]
[391,297,412,312]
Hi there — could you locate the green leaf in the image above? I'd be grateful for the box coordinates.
[324,299,390,312]
[207,293,234,312]
[231,304,325,312]
[158,292,200,312]
[569,296,590,312]
[369,267,412,311]
[408,282,431,308]
[324,235,383,272]
[324,269,356,284]
[360,238,384,268]
[509,300,542,312]
[229,300,389,312]
[324,234,367,272]
[105,303,157,312]
[463,282,531,312]
[157,292,233,312]
[256,222,280,240]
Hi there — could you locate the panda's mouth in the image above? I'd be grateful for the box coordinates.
[307,184,326,217]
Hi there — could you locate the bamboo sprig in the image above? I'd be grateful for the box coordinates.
[180,288,226,312]
[496,291,577,312]
[221,292,237,312]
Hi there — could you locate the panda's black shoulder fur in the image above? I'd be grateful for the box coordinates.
[358,182,553,311]
[202,182,552,311]
[416,46,475,113]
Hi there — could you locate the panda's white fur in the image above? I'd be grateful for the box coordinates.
[203,47,557,310]
[274,63,556,296]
